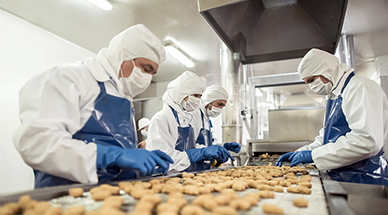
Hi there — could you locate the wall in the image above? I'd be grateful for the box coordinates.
[0,9,96,196]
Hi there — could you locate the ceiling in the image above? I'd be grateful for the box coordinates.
[1,0,388,85]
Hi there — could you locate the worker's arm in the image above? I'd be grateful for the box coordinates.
[312,79,385,171]
[146,111,191,172]
[13,65,99,184]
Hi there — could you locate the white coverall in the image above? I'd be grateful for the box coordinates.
[297,49,388,171]
[146,71,206,173]
[13,24,166,184]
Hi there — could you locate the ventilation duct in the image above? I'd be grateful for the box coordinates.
[198,0,348,64]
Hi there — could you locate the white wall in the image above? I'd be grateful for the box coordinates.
[0,9,96,196]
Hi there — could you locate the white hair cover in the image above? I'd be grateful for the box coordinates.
[297,48,350,87]
[201,85,229,106]
[96,24,166,78]
[163,71,206,105]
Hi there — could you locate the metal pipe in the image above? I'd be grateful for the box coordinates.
[220,41,242,146]
[337,34,356,70]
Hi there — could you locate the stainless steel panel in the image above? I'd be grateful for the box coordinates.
[268,108,325,142]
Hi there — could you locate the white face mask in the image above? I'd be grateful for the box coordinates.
[309,77,333,95]
[140,129,147,137]
[181,96,201,112]
[206,105,223,118]
[119,60,152,97]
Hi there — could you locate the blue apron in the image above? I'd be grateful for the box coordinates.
[170,107,210,171]
[34,81,138,188]
[196,110,213,147]
[324,72,388,186]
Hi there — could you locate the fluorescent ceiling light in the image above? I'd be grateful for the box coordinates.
[88,0,112,11]
[165,44,195,68]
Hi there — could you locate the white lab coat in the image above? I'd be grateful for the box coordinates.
[146,94,194,173]
[13,24,166,185]
[146,71,206,173]
[13,58,127,184]
[297,72,388,171]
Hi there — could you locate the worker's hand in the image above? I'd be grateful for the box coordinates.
[289,150,313,167]
[186,145,235,163]
[223,142,241,153]
[275,152,295,167]
[97,144,173,176]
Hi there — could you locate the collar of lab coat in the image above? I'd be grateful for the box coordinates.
[329,69,353,99]
[83,58,125,91]
[162,91,193,123]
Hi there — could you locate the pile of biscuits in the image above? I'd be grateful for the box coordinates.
[0,163,313,215]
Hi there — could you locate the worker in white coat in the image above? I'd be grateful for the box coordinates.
[13,24,173,188]
[146,71,234,173]
[276,48,388,186]
[193,85,241,168]
[138,117,150,148]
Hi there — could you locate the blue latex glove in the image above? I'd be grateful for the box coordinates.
[275,152,295,167]
[97,144,174,176]
[186,145,235,163]
[223,142,241,153]
[289,150,313,167]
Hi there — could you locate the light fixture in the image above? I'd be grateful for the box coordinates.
[165,44,195,68]
[88,0,112,11]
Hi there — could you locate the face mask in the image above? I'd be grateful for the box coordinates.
[206,105,223,118]
[181,96,201,112]
[119,60,152,97]
[140,129,147,137]
[309,77,333,95]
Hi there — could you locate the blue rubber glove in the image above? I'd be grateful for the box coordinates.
[289,150,313,167]
[186,145,235,163]
[275,152,295,167]
[223,142,241,153]
[97,144,174,176]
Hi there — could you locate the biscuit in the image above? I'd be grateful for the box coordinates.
[0,203,20,215]
[298,182,312,188]
[181,205,205,215]
[99,184,120,195]
[293,198,308,207]
[262,204,283,215]
[230,199,251,211]
[156,203,179,213]
[43,207,62,215]
[183,185,200,195]
[69,188,84,198]
[91,189,111,201]
[273,186,284,193]
[232,182,246,191]
[212,206,237,215]
[258,191,275,198]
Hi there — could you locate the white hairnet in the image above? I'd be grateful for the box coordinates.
[165,71,206,104]
[138,118,150,130]
[97,24,166,77]
[297,48,350,87]
[201,85,229,106]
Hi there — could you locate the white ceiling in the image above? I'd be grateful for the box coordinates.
[1,0,388,85]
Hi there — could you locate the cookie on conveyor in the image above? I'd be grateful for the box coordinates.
[69,188,84,198]
[212,206,237,215]
[262,204,283,215]
[293,198,308,207]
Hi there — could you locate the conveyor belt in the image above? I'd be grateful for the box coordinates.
[0,165,328,215]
